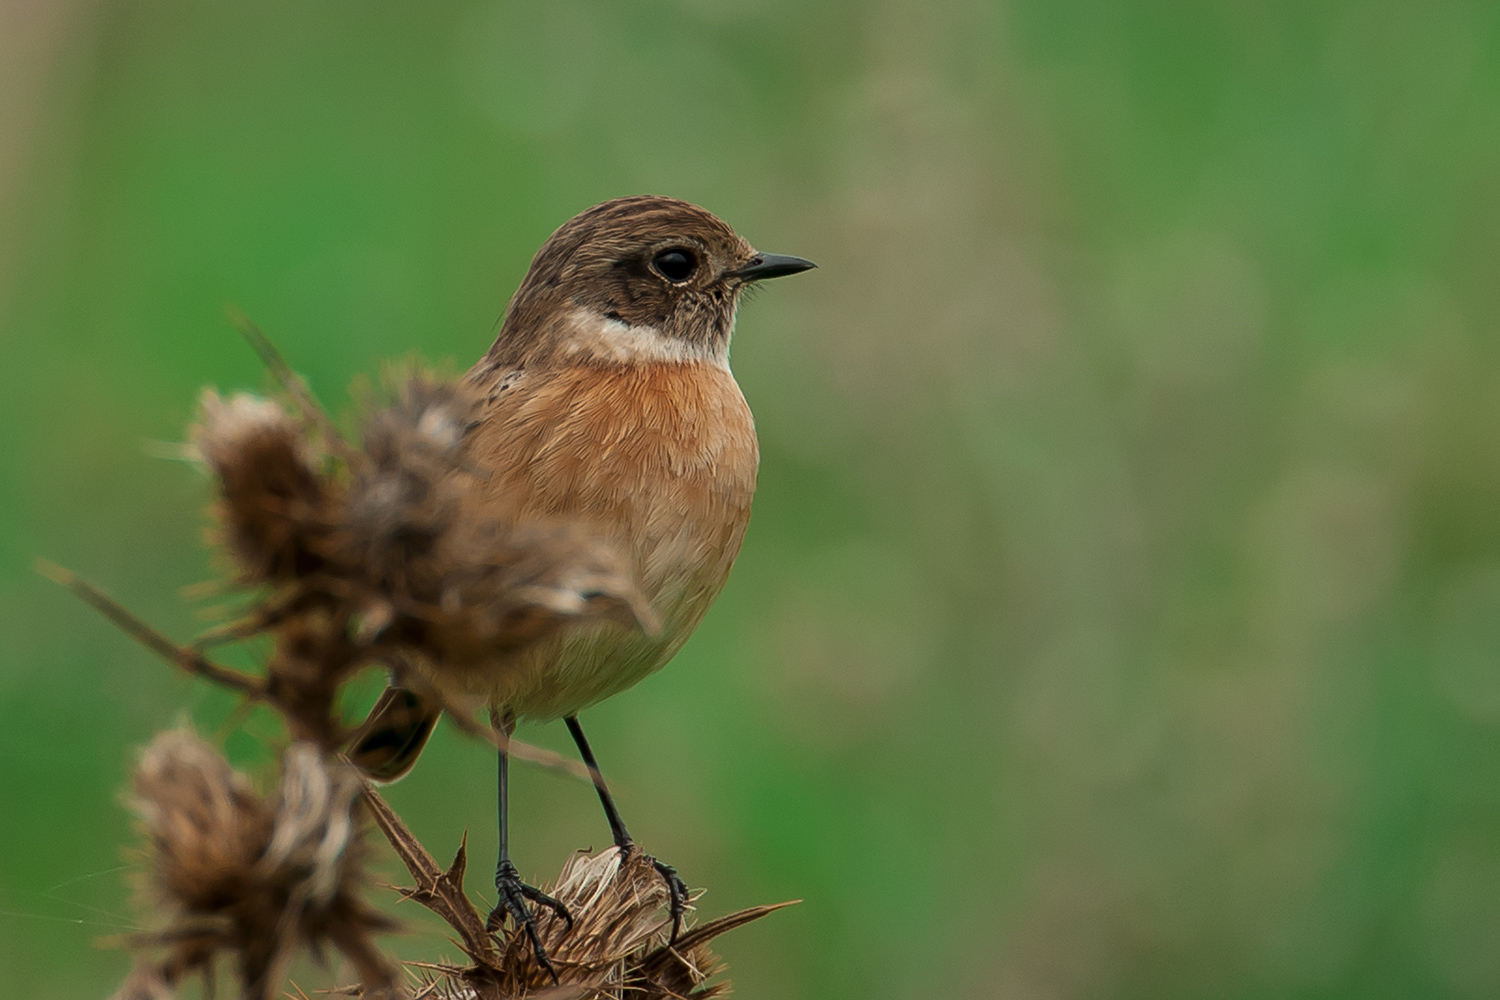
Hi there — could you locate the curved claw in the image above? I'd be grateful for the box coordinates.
[651,858,690,944]
[488,861,573,983]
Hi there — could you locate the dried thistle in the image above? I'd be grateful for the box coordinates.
[365,776,793,1000]
[192,390,332,587]
[486,846,793,1000]
[120,731,397,1000]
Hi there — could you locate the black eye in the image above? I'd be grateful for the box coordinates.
[652,248,697,282]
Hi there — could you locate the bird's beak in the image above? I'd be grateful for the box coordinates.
[729,253,817,282]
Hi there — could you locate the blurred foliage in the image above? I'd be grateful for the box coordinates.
[3,1,1500,998]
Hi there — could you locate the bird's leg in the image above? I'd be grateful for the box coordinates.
[564,714,632,846]
[487,710,571,981]
[564,714,689,942]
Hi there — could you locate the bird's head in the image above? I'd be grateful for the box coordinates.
[482,195,814,369]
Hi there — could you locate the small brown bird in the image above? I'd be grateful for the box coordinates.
[351,195,813,970]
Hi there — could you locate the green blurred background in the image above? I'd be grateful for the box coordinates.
[4,1,1500,997]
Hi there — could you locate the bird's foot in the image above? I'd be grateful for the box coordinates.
[487,860,573,982]
[619,842,690,943]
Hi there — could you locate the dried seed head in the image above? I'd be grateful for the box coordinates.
[408,845,785,1000]
[367,517,655,683]
[192,389,330,585]
[133,728,272,913]
[260,742,363,906]
[448,519,660,644]
[127,732,397,1000]
[342,374,482,576]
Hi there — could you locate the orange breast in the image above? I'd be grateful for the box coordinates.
[458,361,758,719]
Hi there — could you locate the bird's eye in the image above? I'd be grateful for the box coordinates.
[652,248,697,283]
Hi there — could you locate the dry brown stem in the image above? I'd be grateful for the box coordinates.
[37,560,265,699]
[359,781,495,966]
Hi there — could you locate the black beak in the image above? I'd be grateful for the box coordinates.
[730,253,817,282]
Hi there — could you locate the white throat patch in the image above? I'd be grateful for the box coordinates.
[560,308,730,369]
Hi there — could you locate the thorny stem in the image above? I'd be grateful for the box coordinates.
[357,778,496,965]
[39,559,595,784]
[36,560,265,698]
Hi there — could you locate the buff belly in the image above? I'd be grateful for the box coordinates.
[443,359,758,722]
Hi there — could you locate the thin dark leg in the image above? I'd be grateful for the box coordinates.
[487,711,571,981]
[565,714,632,848]
[564,713,689,942]
[497,729,510,859]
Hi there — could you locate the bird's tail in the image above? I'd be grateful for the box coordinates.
[347,687,442,782]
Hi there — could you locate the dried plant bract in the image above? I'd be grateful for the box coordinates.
[119,731,396,1000]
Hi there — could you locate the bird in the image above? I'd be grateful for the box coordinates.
[348,195,814,975]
